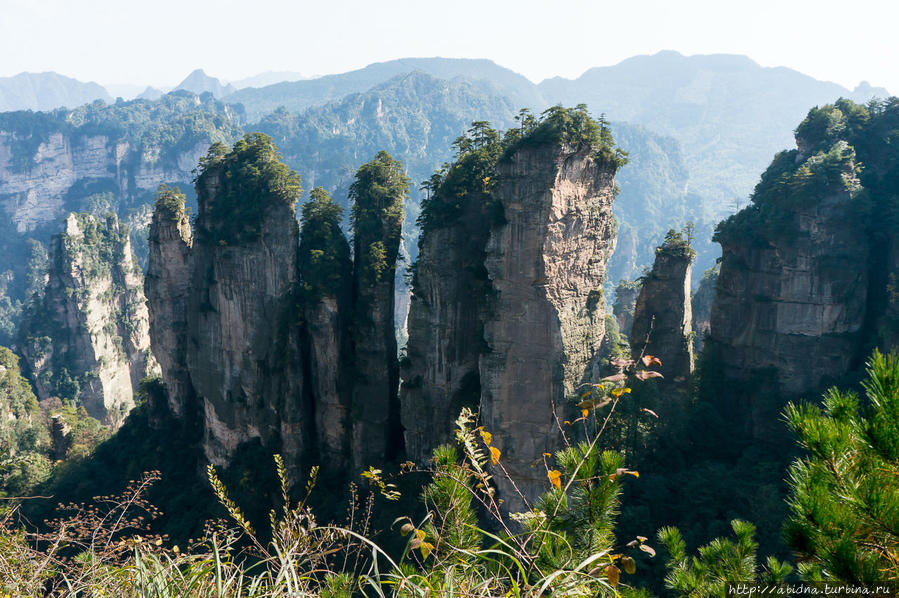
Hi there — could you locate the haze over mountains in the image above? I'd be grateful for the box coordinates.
[0,50,890,306]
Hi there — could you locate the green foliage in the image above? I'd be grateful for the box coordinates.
[656,228,697,260]
[659,520,792,597]
[299,187,351,302]
[153,185,188,221]
[783,350,899,584]
[350,150,408,285]
[503,105,629,169]
[417,121,504,235]
[0,346,51,495]
[195,133,302,244]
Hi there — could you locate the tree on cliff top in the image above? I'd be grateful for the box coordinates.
[299,187,351,301]
[417,121,504,235]
[349,150,409,286]
[502,104,629,169]
[194,132,302,243]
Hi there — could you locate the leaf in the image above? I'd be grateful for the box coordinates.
[605,564,620,587]
[580,391,593,400]
[479,428,492,446]
[400,523,414,536]
[414,529,426,541]
[641,408,659,418]
[577,397,611,411]
[621,555,636,574]
[636,536,647,543]
[642,355,662,367]
[601,373,627,383]
[489,446,501,465]
[547,469,562,489]
[581,408,589,418]
[610,358,635,368]
[635,370,664,381]
[611,387,632,398]
[419,541,435,559]
[639,544,656,557]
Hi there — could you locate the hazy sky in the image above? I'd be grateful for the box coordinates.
[2,0,896,93]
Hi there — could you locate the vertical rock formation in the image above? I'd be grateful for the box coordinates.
[299,187,353,471]
[145,187,193,418]
[479,142,619,507]
[188,137,306,469]
[613,279,641,337]
[18,212,157,425]
[691,264,718,354]
[400,127,497,460]
[146,135,308,470]
[710,105,871,395]
[402,112,626,508]
[348,151,408,469]
[629,230,695,383]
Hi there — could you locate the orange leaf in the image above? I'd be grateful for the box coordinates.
[641,355,662,367]
[489,446,501,465]
[605,564,620,587]
[581,408,589,418]
[547,469,562,489]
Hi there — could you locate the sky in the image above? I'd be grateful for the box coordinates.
[2,0,896,94]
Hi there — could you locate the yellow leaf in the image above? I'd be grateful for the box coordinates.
[621,555,636,574]
[580,391,592,400]
[611,387,631,398]
[479,428,492,446]
[420,541,435,559]
[581,408,589,418]
[605,564,620,587]
[414,529,426,541]
[547,469,562,489]
[543,452,552,457]
[489,446,501,465]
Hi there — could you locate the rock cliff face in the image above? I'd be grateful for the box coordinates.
[480,143,618,506]
[146,138,408,478]
[144,189,194,418]
[146,139,307,470]
[613,280,641,337]
[18,212,157,425]
[400,188,493,460]
[710,99,899,399]
[348,151,407,470]
[629,233,695,383]
[401,114,623,510]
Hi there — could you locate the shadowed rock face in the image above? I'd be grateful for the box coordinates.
[710,130,869,396]
[145,193,193,418]
[20,213,157,425]
[400,188,493,461]
[146,140,408,480]
[711,186,868,394]
[480,144,618,508]
[630,238,695,383]
[188,168,306,469]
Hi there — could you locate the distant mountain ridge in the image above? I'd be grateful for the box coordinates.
[0,72,111,112]
[224,57,543,120]
[175,69,236,98]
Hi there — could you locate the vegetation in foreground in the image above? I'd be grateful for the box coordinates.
[0,351,895,596]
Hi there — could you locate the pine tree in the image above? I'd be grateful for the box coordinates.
[784,350,899,584]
